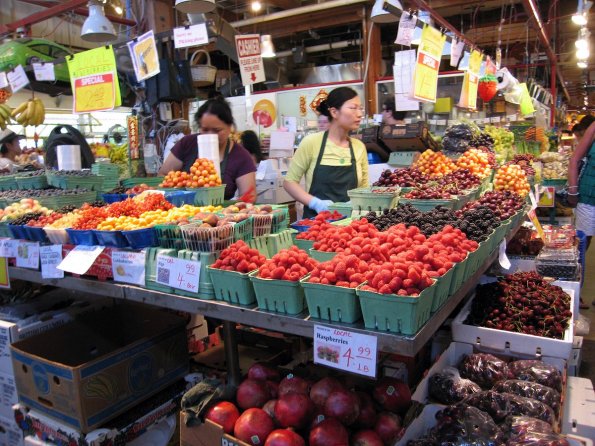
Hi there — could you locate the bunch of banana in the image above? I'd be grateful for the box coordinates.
[11,98,45,126]
[0,104,12,130]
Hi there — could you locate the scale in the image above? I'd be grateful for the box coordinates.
[378,123,438,152]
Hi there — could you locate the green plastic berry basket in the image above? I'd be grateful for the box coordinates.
[356,281,436,335]
[121,177,164,188]
[15,174,48,190]
[145,248,177,294]
[302,278,362,323]
[208,266,257,306]
[453,189,478,210]
[248,235,270,258]
[154,224,186,250]
[231,217,253,242]
[294,238,315,252]
[347,187,400,213]
[0,221,12,238]
[0,175,17,191]
[449,255,469,295]
[399,197,457,212]
[328,202,352,218]
[249,271,307,315]
[266,230,294,257]
[431,266,455,313]
[187,185,225,206]
[309,249,337,262]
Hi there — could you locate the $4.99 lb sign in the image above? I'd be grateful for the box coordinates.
[313,325,377,378]
[156,254,200,293]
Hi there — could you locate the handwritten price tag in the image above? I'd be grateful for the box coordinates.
[73,72,116,113]
[173,23,209,48]
[7,65,29,93]
[0,238,17,258]
[16,241,39,269]
[156,254,200,293]
[112,250,146,286]
[32,62,56,81]
[40,245,64,279]
[313,325,377,378]
[57,245,105,275]
[0,72,8,88]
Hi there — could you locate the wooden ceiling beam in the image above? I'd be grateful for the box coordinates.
[266,0,301,10]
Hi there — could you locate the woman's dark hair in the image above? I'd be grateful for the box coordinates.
[316,87,358,122]
[195,97,235,127]
[383,98,406,121]
[241,130,264,163]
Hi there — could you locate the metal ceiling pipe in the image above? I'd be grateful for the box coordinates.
[274,39,363,58]
[230,0,369,28]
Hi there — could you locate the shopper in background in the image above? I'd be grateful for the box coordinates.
[382,98,406,125]
[240,130,264,165]
[317,114,330,132]
[284,86,369,217]
[0,129,24,174]
[159,98,256,201]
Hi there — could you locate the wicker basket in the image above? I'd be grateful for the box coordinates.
[190,50,217,87]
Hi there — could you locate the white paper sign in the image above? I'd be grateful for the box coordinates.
[490,117,501,123]
[112,250,146,286]
[499,240,511,269]
[32,62,56,81]
[437,119,447,126]
[156,254,200,293]
[16,241,39,269]
[40,245,64,279]
[0,238,17,258]
[313,325,377,378]
[173,23,209,48]
[450,38,465,68]
[395,13,417,46]
[7,65,29,93]
[235,34,265,86]
[0,72,8,89]
[57,245,105,275]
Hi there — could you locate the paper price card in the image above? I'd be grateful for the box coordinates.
[40,245,64,279]
[395,12,416,46]
[527,209,545,240]
[412,25,445,103]
[156,254,200,293]
[173,23,209,48]
[32,62,55,81]
[458,71,479,110]
[57,245,105,275]
[468,50,483,75]
[16,241,39,270]
[537,186,556,208]
[0,238,17,258]
[0,72,8,88]
[313,325,377,378]
[127,30,160,82]
[112,250,146,286]
[7,65,29,93]
[66,45,121,113]
[0,258,9,289]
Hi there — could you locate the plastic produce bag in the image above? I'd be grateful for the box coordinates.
[507,360,562,392]
[506,431,570,446]
[504,392,556,425]
[442,123,474,153]
[461,391,556,425]
[492,380,560,413]
[459,353,509,389]
[507,416,553,436]
[429,366,482,404]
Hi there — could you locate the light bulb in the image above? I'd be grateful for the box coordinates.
[577,47,590,59]
[576,38,589,49]
[572,13,588,25]
[114,5,123,14]
[578,60,588,68]
[251,1,262,12]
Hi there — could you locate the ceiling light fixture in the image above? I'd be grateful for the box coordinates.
[261,34,275,58]
[370,0,402,24]
[577,47,590,59]
[251,0,262,12]
[80,0,117,42]
[578,60,588,68]
[572,0,593,25]
[174,0,215,14]
[575,27,590,49]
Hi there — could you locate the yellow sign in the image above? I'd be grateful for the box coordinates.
[458,71,479,110]
[0,257,9,289]
[413,25,446,103]
[468,50,483,75]
[520,83,536,116]
[527,209,545,240]
[66,46,121,113]
[538,186,556,207]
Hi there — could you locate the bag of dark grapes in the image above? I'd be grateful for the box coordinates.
[507,360,563,393]
[458,353,509,389]
[493,380,561,413]
[428,366,482,405]
[505,430,570,446]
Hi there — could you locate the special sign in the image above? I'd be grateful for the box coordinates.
[235,34,265,86]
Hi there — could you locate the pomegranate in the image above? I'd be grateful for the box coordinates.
[248,363,281,382]
[267,380,279,398]
[278,375,310,397]
[372,378,411,414]
[309,418,349,446]
[263,399,277,420]
[236,378,271,410]
[352,430,384,446]
[310,377,344,408]
[264,429,306,446]
[274,393,314,429]
[234,408,275,446]
[374,412,403,446]
[204,401,240,434]
[323,389,360,426]
[355,392,377,429]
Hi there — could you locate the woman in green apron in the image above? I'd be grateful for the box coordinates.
[284,87,369,218]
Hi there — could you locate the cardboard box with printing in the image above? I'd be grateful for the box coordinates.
[10,303,188,432]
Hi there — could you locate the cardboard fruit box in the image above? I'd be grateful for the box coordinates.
[10,303,188,433]
[180,416,250,446]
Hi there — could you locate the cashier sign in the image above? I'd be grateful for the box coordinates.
[235,34,265,86]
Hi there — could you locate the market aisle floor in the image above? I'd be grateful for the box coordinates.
[579,244,595,383]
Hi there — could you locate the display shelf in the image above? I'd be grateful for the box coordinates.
[7,218,521,357]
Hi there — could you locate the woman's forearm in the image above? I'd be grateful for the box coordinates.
[283,180,313,206]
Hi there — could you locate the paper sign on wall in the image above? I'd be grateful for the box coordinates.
[173,23,209,48]
[450,37,465,67]
[313,325,377,378]
[458,50,482,110]
[156,254,200,293]
[127,30,160,82]
[66,46,121,114]
[394,50,419,111]
[235,34,265,86]
[0,72,8,89]
[112,250,146,286]
[16,241,39,269]
[395,12,416,46]
[57,245,105,275]
[7,65,29,93]
[32,62,56,81]
[0,238,17,258]
[0,258,9,289]
[412,25,446,102]
[40,245,64,279]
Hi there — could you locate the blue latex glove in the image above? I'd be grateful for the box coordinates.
[309,197,333,214]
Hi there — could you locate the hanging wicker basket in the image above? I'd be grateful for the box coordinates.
[190,50,217,87]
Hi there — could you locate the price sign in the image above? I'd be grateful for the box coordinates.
[0,72,8,88]
[73,72,116,113]
[0,238,17,258]
[412,25,446,103]
[16,241,39,269]
[112,250,146,286]
[173,23,209,48]
[490,116,501,123]
[32,62,56,81]
[7,65,29,93]
[395,12,416,46]
[0,258,9,289]
[537,186,555,207]
[498,240,511,270]
[527,209,545,240]
[156,254,200,293]
[40,245,64,279]
[57,245,105,275]
[313,325,377,378]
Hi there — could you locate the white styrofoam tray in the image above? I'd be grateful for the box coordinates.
[562,376,595,441]
[412,341,567,404]
[452,289,575,360]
